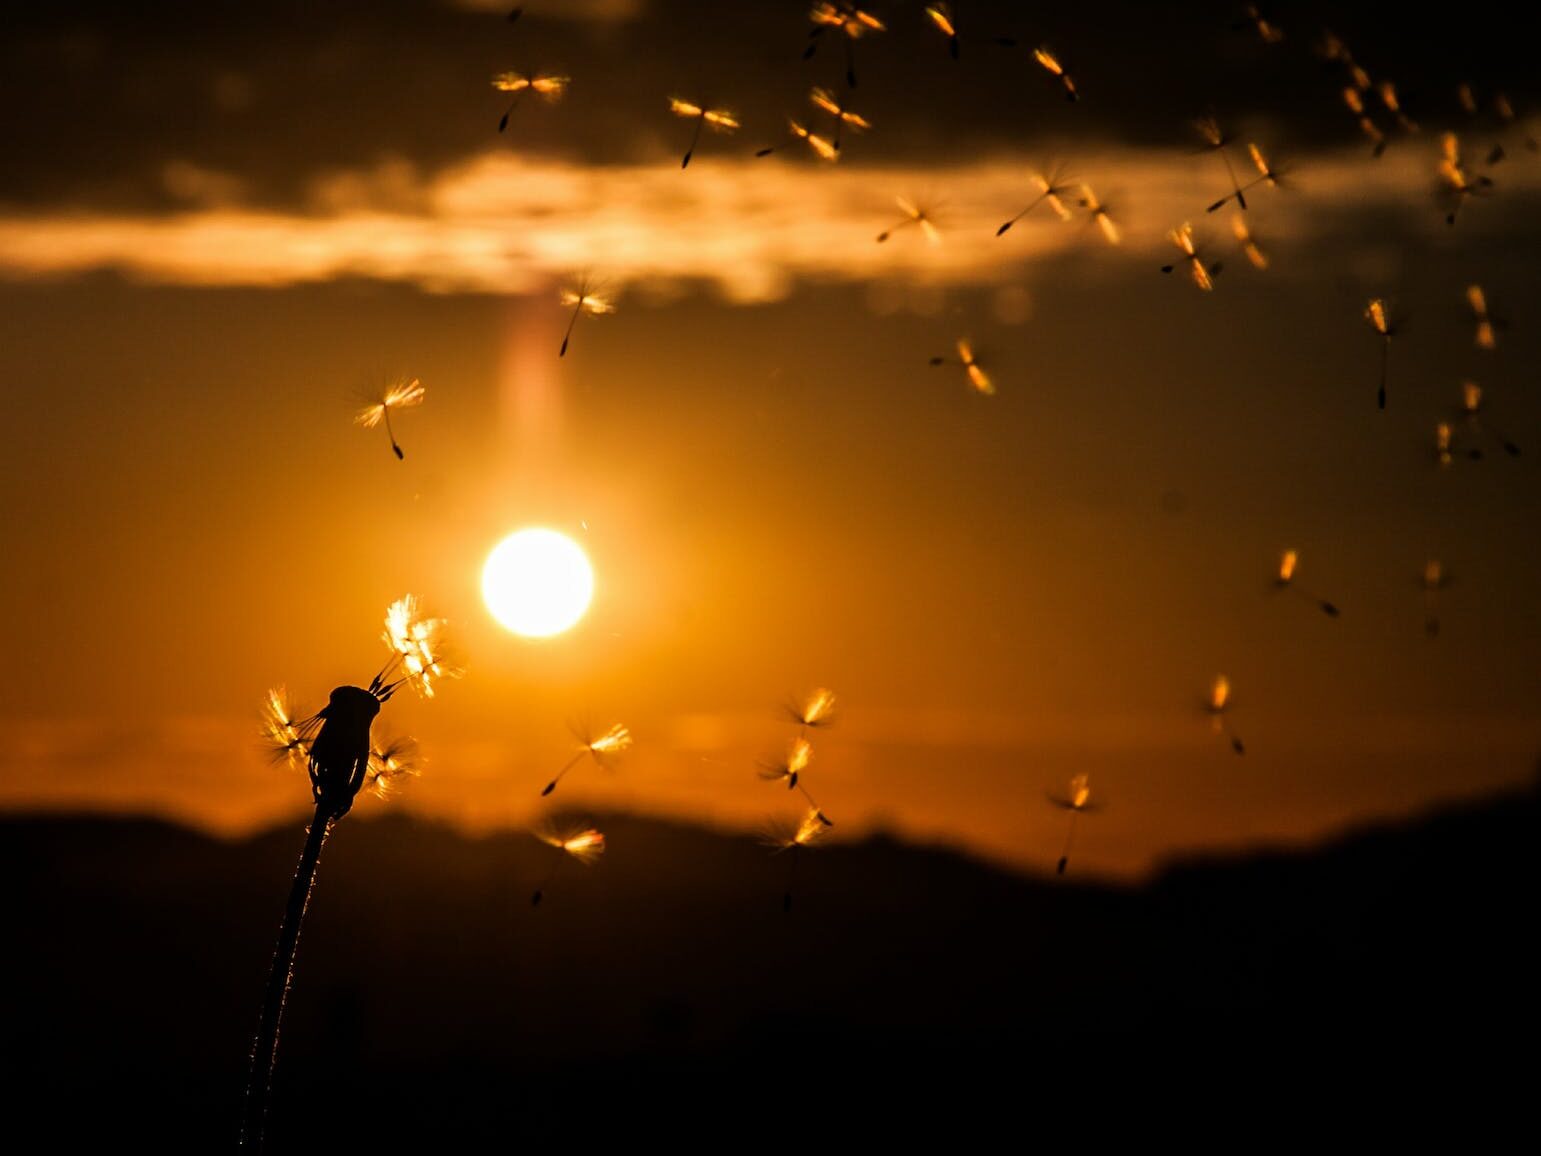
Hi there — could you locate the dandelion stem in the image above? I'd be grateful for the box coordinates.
[240,806,335,1151]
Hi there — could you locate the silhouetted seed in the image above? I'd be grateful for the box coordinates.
[1195,114,1249,211]
[355,378,425,460]
[491,70,567,133]
[997,166,1075,235]
[530,824,605,907]
[1048,773,1097,876]
[1364,299,1401,409]
[559,276,616,357]
[669,97,739,168]
[543,723,631,796]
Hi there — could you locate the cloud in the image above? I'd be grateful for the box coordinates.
[0,143,1530,301]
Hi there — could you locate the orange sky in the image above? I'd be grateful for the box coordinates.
[2,1,1538,877]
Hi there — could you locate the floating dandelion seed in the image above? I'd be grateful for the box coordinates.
[669,97,739,169]
[1459,381,1521,458]
[491,70,568,132]
[1466,284,1503,349]
[929,339,995,396]
[876,196,940,244]
[1077,184,1121,245]
[1364,298,1403,410]
[1434,421,1458,468]
[925,4,960,59]
[1160,223,1221,291]
[758,730,834,824]
[1342,87,1387,155]
[1048,773,1099,875]
[1033,46,1078,101]
[531,822,606,906]
[997,166,1075,235]
[1457,82,1479,117]
[541,722,632,797]
[805,2,885,87]
[1231,215,1269,269]
[755,118,838,161]
[1319,30,1371,92]
[759,735,814,790]
[379,594,461,701]
[244,599,450,1150]
[558,276,616,357]
[1194,114,1251,212]
[1423,559,1449,637]
[1438,132,1493,226]
[354,377,425,461]
[787,687,838,733]
[1207,675,1244,755]
[809,86,871,151]
[1207,143,1287,212]
[1273,549,1340,618]
[1237,3,1284,43]
[762,806,830,912]
[1377,80,1418,134]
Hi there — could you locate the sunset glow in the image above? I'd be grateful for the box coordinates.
[482,528,595,638]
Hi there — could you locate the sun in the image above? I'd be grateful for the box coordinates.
[482,528,594,638]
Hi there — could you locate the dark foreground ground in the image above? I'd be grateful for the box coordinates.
[4,781,1537,1146]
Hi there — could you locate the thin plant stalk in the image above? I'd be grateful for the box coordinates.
[240,805,336,1151]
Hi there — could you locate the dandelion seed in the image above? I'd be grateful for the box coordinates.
[670,96,739,168]
[1377,80,1418,134]
[491,70,569,132]
[809,87,871,151]
[1364,298,1401,410]
[1273,548,1340,618]
[1435,421,1457,468]
[558,276,617,357]
[1207,674,1244,755]
[542,722,631,796]
[354,377,425,461]
[1048,772,1098,875]
[925,4,960,59]
[1231,215,1269,269]
[1194,114,1251,211]
[756,117,838,161]
[929,338,995,396]
[1159,223,1221,291]
[1237,3,1284,43]
[1077,184,1121,245]
[1466,284,1501,349]
[1438,132,1493,226]
[1459,381,1521,458]
[1033,46,1078,101]
[1342,86,1387,154]
[1207,143,1288,212]
[262,687,319,773]
[531,822,606,905]
[997,166,1075,235]
[363,734,421,799]
[787,687,838,732]
[761,806,829,913]
[876,196,940,244]
[1423,559,1449,637]
[377,594,461,701]
[805,2,885,87]
[759,735,814,790]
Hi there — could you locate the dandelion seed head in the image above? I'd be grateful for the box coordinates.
[1278,549,1297,584]
[262,687,315,771]
[586,723,633,758]
[366,735,422,798]
[924,4,956,38]
[1070,773,1091,811]
[1462,382,1482,413]
[1365,299,1389,335]
[793,687,837,728]
[355,377,425,428]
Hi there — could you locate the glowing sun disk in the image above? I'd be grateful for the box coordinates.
[482,528,594,638]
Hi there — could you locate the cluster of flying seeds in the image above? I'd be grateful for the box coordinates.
[759,688,838,911]
[527,721,631,906]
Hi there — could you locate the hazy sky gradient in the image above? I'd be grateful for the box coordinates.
[3,0,1537,876]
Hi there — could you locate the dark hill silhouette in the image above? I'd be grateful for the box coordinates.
[4,785,1537,1144]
